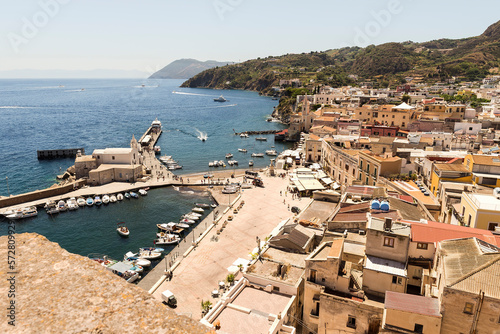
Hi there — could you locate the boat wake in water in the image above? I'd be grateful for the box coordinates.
[195,128,208,141]
[172,91,211,97]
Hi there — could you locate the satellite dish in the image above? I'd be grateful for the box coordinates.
[494,187,500,199]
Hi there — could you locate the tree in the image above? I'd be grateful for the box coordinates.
[226,273,235,284]
[402,94,411,103]
[201,300,212,314]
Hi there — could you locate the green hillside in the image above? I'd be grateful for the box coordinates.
[181,20,500,93]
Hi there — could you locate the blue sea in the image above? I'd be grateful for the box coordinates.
[0,79,290,260]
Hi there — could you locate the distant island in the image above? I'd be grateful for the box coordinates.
[149,59,234,79]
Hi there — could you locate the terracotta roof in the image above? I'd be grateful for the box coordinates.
[308,134,320,141]
[385,291,441,317]
[406,221,499,246]
[433,163,469,172]
[470,155,500,167]
[332,212,367,222]
[328,239,343,258]
[339,202,370,213]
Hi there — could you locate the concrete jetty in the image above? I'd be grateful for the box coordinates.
[234,129,281,136]
[37,148,85,159]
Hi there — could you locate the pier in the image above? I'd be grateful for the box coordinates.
[37,148,85,160]
[234,129,281,136]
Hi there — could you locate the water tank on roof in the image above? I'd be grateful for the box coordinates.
[371,200,380,210]
[380,200,390,211]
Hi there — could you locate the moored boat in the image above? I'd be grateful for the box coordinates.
[180,218,196,225]
[130,191,139,198]
[240,133,249,138]
[249,160,254,166]
[138,189,147,196]
[154,234,181,245]
[76,197,86,207]
[265,149,278,156]
[6,206,38,220]
[124,192,131,199]
[117,222,129,237]
[256,137,267,141]
[225,153,233,159]
[124,252,151,267]
[109,194,117,203]
[67,197,79,210]
[117,193,124,201]
[238,148,247,153]
[102,195,110,204]
[192,207,204,213]
[58,200,68,212]
[251,153,264,157]
[94,196,102,206]
[86,197,94,206]
[195,203,210,208]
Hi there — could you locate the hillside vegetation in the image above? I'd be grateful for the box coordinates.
[181,20,500,93]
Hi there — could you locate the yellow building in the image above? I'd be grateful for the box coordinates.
[464,154,500,188]
[353,103,414,129]
[429,163,472,196]
[460,192,500,231]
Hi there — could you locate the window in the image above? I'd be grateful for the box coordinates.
[417,243,428,250]
[273,286,280,292]
[488,222,499,231]
[112,156,115,160]
[392,115,395,118]
[464,302,474,314]
[373,167,378,177]
[347,316,356,329]
[366,176,369,184]
[360,161,363,170]
[309,269,317,282]
[384,237,395,248]
[468,214,472,226]
[414,324,423,333]
[392,276,403,285]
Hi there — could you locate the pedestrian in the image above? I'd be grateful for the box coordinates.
[283,199,285,204]
[280,191,282,196]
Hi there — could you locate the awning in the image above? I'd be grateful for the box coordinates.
[321,177,333,185]
[332,182,341,190]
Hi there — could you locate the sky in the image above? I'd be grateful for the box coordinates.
[0,0,499,77]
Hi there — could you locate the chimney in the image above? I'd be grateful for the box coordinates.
[384,217,392,231]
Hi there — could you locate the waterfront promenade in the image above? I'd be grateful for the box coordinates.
[150,171,309,320]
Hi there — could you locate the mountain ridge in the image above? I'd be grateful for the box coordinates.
[149,59,234,79]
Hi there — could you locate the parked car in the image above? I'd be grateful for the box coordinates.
[291,206,300,214]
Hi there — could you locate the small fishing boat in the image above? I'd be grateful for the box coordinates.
[208,161,214,167]
[211,204,217,208]
[176,222,190,229]
[117,222,129,237]
[180,218,196,225]
[117,193,124,201]
[265,149,278,156]
[130,191,139,199]
[109,194,117,203]
[76,197,86,207]
[249,160,254,166]
[238,148,247,153]
[225,153,233,159]
[159,155,173,163]
[94,196,102,206]
[45,201,59,214]
[183,214,200,221]
[251,153,264,157]
[124,252,151,267]
[157,222,185,233]
[102,195,110,204]
[86,197,94,206]
[189,212,202,217]
[138,189,148,196]
[154,145,161,154]
[140,247,164,253]
[192,207,204,213]
[214,95,227,102]
[138,250,162,260]
[195,203,210,209]
[154,234,181,245]
[256,137,267,141]
[124,192,131,199]
[57,200,67,212]
[240,133,249,138]
[67,197,79,210]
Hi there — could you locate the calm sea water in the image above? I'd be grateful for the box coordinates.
[0,79,290,261]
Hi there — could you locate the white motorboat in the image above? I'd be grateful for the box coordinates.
[140,247,164,253]
[138,250,162,260]
[157,222,185,233]
[266,149,278,156]
[138,189,148,196]
[67,197,79,210]
[192,207,204,213]
[124,252,151,267]
[86,197,94,206]
[249,160,254,166]
[183,214,200,221]
[189,212,202,217]
[117,193,124,201]
[228,160,238,166]
[76,197,86,207]
[211,204,217,208]
[159,155,173,163]
[225,153,233,159]
[251,153,264,157]
[240,133,249,138]
[92,256,140,283]
[180,218,196,225]
[256,137,267,141]
[208,161,214,167]
[6,206,38,220]
[214,95,227,102]
[57,200,68,212]
[130,192,139,199]
[154,145,161,154]
[238,148,247,152]
[94,196,102,205]
[154,234,181,245]
[218,160,226,167]
[109,195,117,203]
[176,222,190,229]
[102,195,110,204]
[117,222,129,237]
[195,203,210,208]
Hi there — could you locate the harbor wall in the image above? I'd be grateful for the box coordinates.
[0,180,86,209]
[37,148,85,159]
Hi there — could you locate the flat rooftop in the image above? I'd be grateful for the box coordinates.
[212,286,292,334]
[299,200,337,223]
[466,193,500,211]
[248,259,304,285]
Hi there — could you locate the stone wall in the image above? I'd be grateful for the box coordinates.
[0,180,86,209]
[0,233,211,333]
